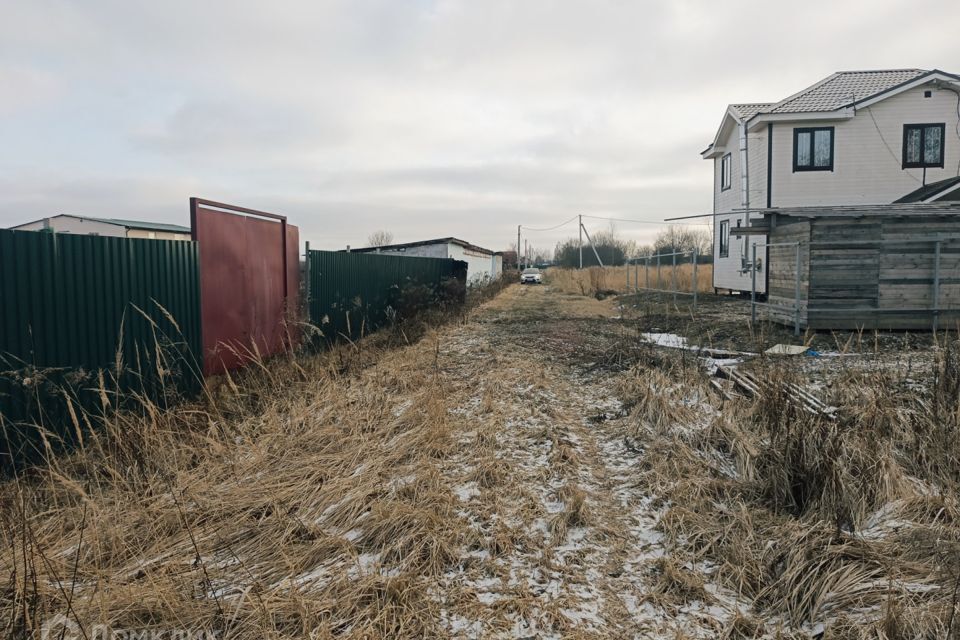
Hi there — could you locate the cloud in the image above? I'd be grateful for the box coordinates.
[1,0,959,251]
[0,63,62,115]
[130,99,347,161]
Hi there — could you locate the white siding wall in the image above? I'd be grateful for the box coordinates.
[714,130,742,214]
[769,86,960,206]
[712,124,768,293]
[12,216,190,240]
[447,244,499,284]
[127,228,191,241]
[369,242,500,284]
[13,216,127,237]
[747,126,769,207]
[710,83,960,292]
[373,244,449,259]
[712,213,767,293]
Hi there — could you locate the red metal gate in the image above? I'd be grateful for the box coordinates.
[190,198,299,375]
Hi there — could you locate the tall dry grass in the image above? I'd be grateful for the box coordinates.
[546,264,713,297]
[0,280,512,639]
[610,336,960,636]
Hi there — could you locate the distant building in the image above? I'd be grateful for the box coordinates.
[351,237,502,284]
[11,214,191,241]
[702,68,960,294]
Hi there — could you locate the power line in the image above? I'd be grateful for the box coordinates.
[523,213,707,231]
[582,214,708,226]
[520,215,578,232]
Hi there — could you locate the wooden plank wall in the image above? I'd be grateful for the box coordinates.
[767,218,810,326]
[809,218,881,318]
[805,215,960,330]
[879,218,960,310]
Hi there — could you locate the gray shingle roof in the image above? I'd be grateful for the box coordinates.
[729,103,774,121]
[765,69,928,114]
[706,68,959,155]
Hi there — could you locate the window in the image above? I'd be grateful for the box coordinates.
[903,123,945,168]
[719,220,730,258]
[793,127,834,171]
[720,153,732,191]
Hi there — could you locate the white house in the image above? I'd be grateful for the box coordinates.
[11,214,192,241]
[702,68,960,294]
[351,237,503,284]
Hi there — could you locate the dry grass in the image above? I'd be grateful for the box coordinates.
[611,335,960,636]
[546,264,714,297]
[5,280,959,638]
[1,341,464,637]
[0,281,530,639]
[1,280,664,638]
[644,556,712,607]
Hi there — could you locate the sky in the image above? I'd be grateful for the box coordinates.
[2,0,960,253]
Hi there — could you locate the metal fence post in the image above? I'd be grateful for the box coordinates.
[672,251,677,307]
[794,242,801,337]
[751,243,757,327]
[305,240,311,322]
[645,256,650,289]
[692,247,698,312]
[634,261,638,293]
[933,239,941,333]
[657,254,661,290]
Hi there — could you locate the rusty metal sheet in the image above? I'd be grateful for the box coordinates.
[191,199,300,375]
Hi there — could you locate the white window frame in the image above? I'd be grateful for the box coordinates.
[720,153,732,191]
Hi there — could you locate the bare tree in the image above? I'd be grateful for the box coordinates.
[367,230,394,247]
[651,226,711,257]
[554,229,632,267]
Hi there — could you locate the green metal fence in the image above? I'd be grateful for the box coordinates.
[0,230,202,467]
[307,250,466,344]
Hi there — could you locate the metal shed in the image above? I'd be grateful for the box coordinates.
[743,203,960,330]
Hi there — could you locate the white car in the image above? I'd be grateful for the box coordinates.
[520,267,543,284]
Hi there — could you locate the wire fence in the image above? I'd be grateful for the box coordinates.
[747,236,960,334]
[624,236,960,335]
[627,248,705,310]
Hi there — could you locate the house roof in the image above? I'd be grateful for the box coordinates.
[703,68,960,157]
[90,217,192,233]
[11,214,191,234]
[752,202,960,219]
[349,237,496,255]
[764,69,929,114]
[729,103,774,121]
[894,177,960,204]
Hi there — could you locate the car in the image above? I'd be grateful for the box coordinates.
[520,267,542,284]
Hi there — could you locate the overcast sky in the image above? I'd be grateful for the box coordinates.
[3,0,959,252]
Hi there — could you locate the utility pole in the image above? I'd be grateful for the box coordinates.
[517,225,521,270]
[578,214,583,269]
[525,239,528,268]
[580,224,605,267]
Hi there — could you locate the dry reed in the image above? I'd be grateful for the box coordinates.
[546,264,713,297]
[611,335,960,636]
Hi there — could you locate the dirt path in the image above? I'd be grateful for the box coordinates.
[429,284,745,638]
[12,281,949,638]
[6,283,781,639]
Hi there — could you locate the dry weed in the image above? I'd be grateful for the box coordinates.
[613,330,960,632]
[547,264,713,298]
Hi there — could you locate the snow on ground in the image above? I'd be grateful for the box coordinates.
[418,286,766,638]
